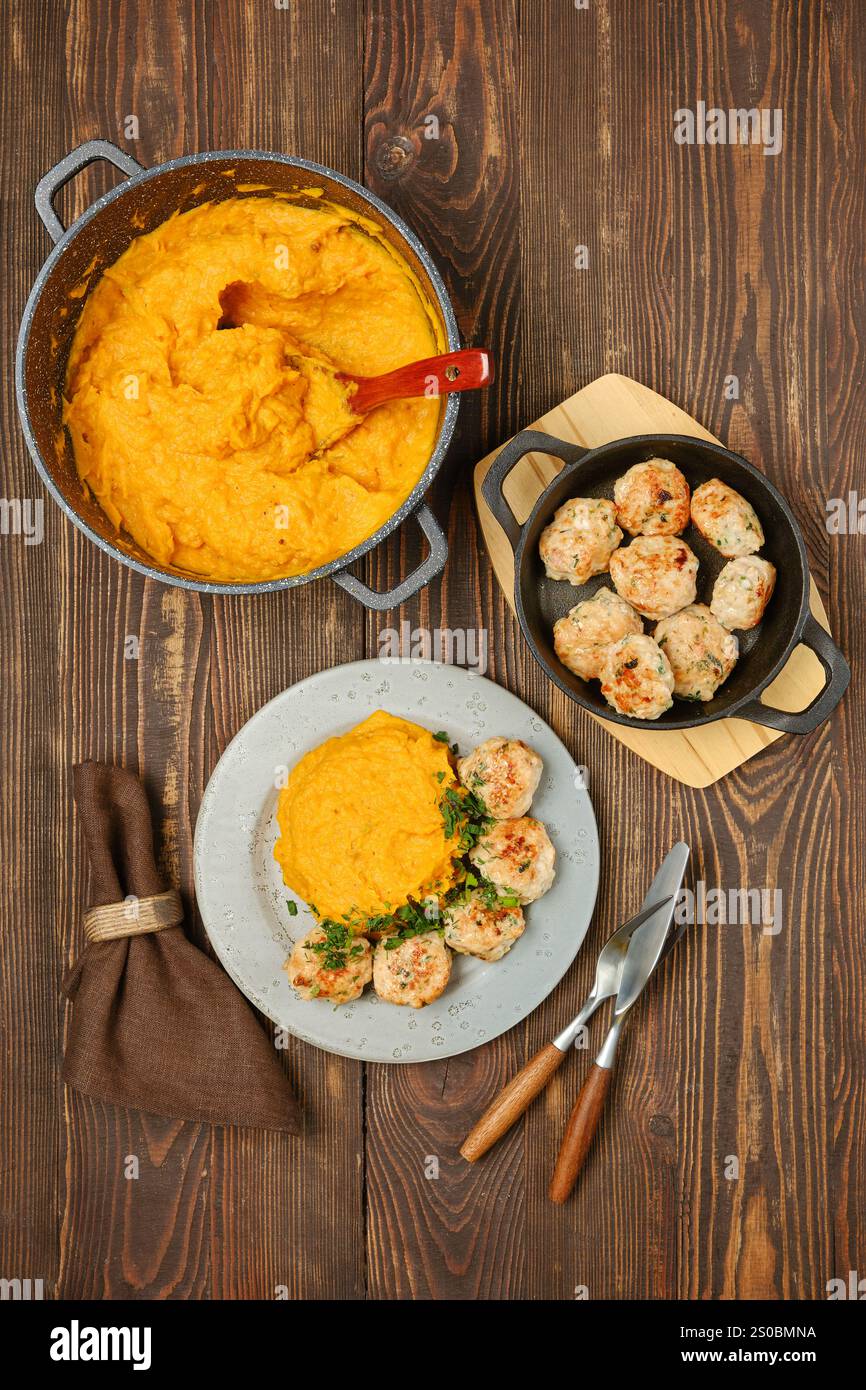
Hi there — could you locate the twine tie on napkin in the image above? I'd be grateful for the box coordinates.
[62,762,300,1132]
[83,888,183,942]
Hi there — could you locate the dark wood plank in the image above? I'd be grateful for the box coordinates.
[32,0,366,1301]
[362,0,526,1299]
[824,0,866,1290]
[205,0,367,1301]
[518,0,833,1300]
[0,0,69,1299]
[55,0,216,1300]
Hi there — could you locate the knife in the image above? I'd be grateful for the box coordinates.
[548,841,690,1203]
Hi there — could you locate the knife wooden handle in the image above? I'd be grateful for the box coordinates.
[460,1042,567,1162]
[548,1062,612,1203]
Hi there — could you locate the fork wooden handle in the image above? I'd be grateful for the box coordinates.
[460,1042,567,1162]
[548,1063,612,1203]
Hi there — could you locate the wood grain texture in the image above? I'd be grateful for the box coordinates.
[206,0,367,1304]
[362,0,528,1301]
[0,0,68,1301]
[460,1041,567,1162]
[0,0,863,1302]
[823,0,866,1288]
[513,0,835,1305]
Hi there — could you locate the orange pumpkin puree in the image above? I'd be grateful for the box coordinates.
[63,198,441,580]
[274,711,460,923]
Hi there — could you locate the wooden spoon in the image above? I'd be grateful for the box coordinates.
[218,283,493,413]
[337,348,493,416]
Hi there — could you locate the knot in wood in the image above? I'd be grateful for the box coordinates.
[374,135,416,181]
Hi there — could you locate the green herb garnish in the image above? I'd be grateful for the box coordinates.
[439,786,492,852]
[381,896,442,950]
[308,918,356,970]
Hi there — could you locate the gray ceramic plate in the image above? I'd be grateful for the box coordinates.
[193,660,600,1063]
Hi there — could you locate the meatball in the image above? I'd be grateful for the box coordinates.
[600,633,675,720]
[614,458,691,536]
[443,894,526,962]
[609,536,699,620]
[710,555,777,631]
[554,587,643,682]
[469,817,556,905]
[538,497,623,585]
[654,604,739,702]
[287,926,373,1004]
[691,479,764,557]
[372,931,451,1008]
[458,737,543,819]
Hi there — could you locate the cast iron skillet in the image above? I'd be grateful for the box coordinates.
[16,139,460,611]
[482,430,849,733]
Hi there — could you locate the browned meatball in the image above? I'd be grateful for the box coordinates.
[609,536,699,620]
[539,497,623,585]
[469,817,556,904]
[600,634,675,720]
[614,458,690,536]
[691,479,764,557]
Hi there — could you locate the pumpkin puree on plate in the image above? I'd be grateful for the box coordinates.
[63,197,440,580]
[274,711,460,922]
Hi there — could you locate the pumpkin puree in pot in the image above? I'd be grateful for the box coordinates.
[63,198,441,581]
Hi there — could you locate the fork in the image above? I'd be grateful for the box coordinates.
[460,896,675,1162]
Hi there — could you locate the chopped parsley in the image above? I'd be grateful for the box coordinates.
[439,785,493,852]
[308,918,367,971]
[457,875,520,911]
[382,897,442,950]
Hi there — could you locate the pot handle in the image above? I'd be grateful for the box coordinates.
[331,503,448,611]
[36,139,144,244]
[480,429,589,548]
[735,612,850,734]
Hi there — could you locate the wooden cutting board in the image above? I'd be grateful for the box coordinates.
[473,373,829,788]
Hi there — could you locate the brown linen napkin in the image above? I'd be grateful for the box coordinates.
[61,762,300,1132]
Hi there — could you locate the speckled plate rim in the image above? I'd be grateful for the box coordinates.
[193,659,600,1064]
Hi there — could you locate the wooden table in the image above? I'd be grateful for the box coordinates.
[2,0,863,1301]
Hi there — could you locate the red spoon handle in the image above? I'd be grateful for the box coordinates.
[343,348,493,415]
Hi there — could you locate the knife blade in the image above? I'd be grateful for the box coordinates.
[552,892,674,1053]
[605,840,689,1029]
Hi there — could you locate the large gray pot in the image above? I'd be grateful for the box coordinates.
[16,139,459,610]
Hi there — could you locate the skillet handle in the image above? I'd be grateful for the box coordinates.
[36,139,144,244]
[331,502,447,611]
[480,430,589,549]
[736,612,850,734]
